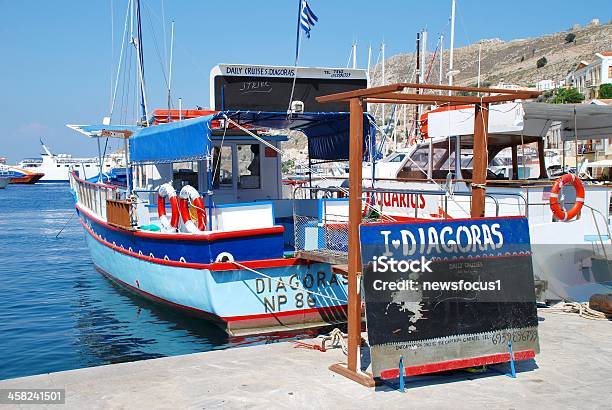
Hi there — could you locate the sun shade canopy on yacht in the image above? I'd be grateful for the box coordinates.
[424,101,612,144]
[129,115,214,164]
[215,111,376,161]
[522,102,612,141]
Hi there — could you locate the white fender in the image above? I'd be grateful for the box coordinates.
[215,252,234,263]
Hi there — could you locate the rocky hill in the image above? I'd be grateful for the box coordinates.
[373,20,611,88]
[280,21,611,174]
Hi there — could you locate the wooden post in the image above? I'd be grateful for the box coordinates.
[537,138,547,179]
[471,102,489,217]
[511,145,518,180]
[329,97,375,387]
[347,97,363,372]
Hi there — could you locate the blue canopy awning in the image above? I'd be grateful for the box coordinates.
[129,115,213,164]
[122,111,375,165]
[215,111,376,161]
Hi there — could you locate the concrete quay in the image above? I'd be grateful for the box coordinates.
[1,310,610,409]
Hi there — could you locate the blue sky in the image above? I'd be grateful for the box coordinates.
[0,0,609,162]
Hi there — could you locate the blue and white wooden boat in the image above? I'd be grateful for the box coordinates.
[69,111,375,335]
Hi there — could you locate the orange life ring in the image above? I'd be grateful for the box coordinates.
[549,173,585,221]
[178,185,207,232]
[157,183,180,229]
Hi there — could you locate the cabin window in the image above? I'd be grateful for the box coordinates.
[387,153,406,163]
[237,144,261,189]
[173,161,199,190]
[399,145,451,180]
[212,146,233,189]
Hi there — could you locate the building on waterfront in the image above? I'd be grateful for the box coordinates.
[543,99,612,162]
[536,79,565,91]
[566,52,612,99]
[490,82,537,96]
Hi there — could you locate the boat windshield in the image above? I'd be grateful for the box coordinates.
[401,142,544,180]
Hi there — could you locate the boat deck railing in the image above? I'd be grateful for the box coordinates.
[70,173,121,222]
[290,185,533,258]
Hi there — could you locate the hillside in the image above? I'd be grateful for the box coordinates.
[373,21,611,88]
[281,21,611,174]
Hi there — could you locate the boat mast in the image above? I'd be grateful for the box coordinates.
[419,28,427,136]
[447,0,456,95]
[367,43,371,78]
[133,0,149,126]
[381,42,385,131]
[167,20,175,121]
[477,41,482,89]
[439,34,444,90]
[352,41,357,69]
[413,32,421,141]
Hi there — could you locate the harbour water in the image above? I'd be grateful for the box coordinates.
[0,185,279,380]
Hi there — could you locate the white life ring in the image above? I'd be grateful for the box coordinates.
[178,185,207,233]
[157,183,179,230]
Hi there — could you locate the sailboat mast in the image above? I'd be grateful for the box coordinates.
[448,0,456,94]
[367,43,372,84]
[134,0,149,126]
[477,41,482,88]
[167,20,175,120]
[414,32,420,141]
[439,34,444,88]
[381,42,385,130]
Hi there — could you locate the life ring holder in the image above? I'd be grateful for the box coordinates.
[157,183,180,230]
[549,173,585,221]
[178,185,207,233]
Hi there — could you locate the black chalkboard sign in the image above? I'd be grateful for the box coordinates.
[360,217,540,378]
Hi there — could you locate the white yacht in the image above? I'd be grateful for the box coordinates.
[17,140,124,183]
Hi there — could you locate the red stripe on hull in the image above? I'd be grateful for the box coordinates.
[380,349,536,379]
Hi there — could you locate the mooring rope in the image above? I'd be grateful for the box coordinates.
[291,328,349,355]
[541,302,610,321]
[55,210,77,239]
[322,328,348,355]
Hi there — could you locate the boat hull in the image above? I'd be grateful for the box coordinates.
[0,177,9,189]
[79,210,349,335]
[10,172,44,184]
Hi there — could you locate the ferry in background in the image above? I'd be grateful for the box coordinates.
[16,140,124,183]
[0,163,11,189]
[0,157,44,184]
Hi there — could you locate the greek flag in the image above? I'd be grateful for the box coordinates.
[299,0,318,38]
